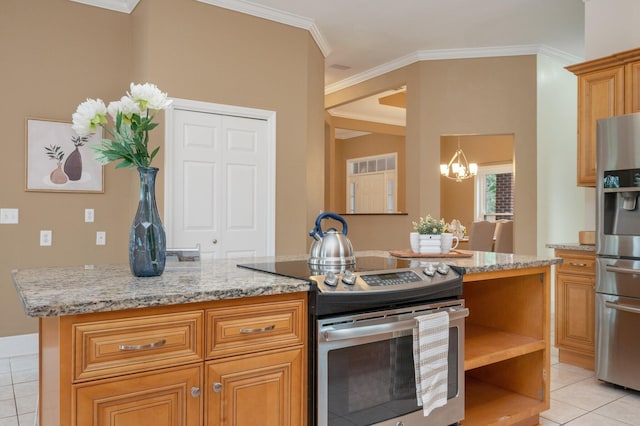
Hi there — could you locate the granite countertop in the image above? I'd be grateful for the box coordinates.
[12,250,561,318]
[545,243,596,252]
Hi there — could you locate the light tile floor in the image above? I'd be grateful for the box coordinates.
[0,347,639,425]
[0,354,38,426]
[541,346,640,425]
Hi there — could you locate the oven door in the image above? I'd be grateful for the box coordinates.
[316,301,468,426]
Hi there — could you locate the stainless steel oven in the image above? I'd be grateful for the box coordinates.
[237,256,466,426]
[317,299,468,426]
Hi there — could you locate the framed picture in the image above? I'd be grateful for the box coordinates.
[25,118,104,193]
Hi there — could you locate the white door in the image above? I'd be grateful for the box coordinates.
[165,101,275,259]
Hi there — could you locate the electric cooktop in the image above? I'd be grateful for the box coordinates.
[236,256,415,281]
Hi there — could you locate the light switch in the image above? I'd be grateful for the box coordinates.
[40,230,52,246]
[85,209,94,223]
[96,231,106,245]
[0,208,19,224]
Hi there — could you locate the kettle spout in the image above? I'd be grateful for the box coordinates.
[309,229,322,241]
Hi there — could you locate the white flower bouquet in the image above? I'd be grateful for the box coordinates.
[72,82,172,168]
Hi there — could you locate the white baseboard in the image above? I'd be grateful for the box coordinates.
[0,333,38,358]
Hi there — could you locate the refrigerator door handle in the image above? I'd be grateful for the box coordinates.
[605,265,640,275]
[605,300,640,315]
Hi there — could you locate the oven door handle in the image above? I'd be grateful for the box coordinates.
[605,265,640,275]
[604,300,640,314]
[321,307,469,342]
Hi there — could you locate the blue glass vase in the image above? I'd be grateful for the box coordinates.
[129,167,166,277]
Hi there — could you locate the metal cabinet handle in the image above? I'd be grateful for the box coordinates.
[212,239,218,244]
[569,262,588,267]
[213,382,222,393]
[118,339,166,351]
[605,265,640,275]
[191,387,201,398]
[605,300,640,314]
[239,324,276,334]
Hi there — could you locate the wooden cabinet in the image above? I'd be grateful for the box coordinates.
[205,348,304,426]
[204,295,306,426]
[554,249,596,370]
[40,292,307,426]
[567,47,640,186]
[74,364,203,425]
[462,267,551,426]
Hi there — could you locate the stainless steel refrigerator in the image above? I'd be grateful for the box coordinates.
[596,112,640,391]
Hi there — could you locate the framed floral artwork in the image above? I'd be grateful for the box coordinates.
[25,118,104,193]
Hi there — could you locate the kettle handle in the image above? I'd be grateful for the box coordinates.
[310,212,348,238]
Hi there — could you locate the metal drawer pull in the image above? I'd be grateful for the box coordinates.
[605,265,640,275]
[118,339,166,351]
[239,324,276,334]
[191,387,201,398]
[569,262,588,267]
[605,301,640,314]
[213,382,223,392]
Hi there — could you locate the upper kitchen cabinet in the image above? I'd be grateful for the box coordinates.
[567,48,640,187]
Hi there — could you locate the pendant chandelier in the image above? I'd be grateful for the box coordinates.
[440,137,478,182]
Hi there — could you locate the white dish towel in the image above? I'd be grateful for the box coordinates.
[413,310,450,416]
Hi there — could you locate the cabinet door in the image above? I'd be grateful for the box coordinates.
[206,348,304,426]
[626,61,640,113]
[577,67,624,186]
[74,364,202,426]
[556,273,595,354]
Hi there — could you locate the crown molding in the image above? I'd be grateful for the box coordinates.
[325,44,584,94]
[70,0,139,13]
[196,0,331,57]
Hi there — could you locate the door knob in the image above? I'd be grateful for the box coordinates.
[212,382,222,392]
[212,239,218,244]
[191,386,201,397]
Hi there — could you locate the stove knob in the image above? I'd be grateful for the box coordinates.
[324,272,339,287]
[423,265,436,277]
[342,270,356,285]
[436,262,450,275]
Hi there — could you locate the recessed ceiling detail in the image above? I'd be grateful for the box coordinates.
[378,92,406,109]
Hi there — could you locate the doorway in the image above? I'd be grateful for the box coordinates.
[164,98,276,259]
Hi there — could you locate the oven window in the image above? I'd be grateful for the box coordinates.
[327,328,458,425]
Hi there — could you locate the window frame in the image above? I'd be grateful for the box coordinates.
[474,163,513,222]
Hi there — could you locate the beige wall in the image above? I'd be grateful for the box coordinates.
[0,0,324,337]
[326,56,537,254]
[440,134,514,226]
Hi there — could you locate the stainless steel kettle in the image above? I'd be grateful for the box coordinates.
[308,212,355,266]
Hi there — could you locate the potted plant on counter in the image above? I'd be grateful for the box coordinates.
[412,214,446,254]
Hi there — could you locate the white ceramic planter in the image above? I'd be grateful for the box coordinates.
[419,234,441,254]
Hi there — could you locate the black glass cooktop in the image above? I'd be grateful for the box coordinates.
[237,256,415,280]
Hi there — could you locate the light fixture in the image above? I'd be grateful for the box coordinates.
[440,137,478,182]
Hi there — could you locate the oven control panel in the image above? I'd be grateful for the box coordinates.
[312,262,460,294]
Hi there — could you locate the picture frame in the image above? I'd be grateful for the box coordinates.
[25,117,104,193]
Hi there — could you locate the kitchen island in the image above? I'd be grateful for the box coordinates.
[12,251,560,426]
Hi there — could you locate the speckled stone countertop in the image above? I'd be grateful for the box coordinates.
[545,243,596,252]
[12,250,560,318]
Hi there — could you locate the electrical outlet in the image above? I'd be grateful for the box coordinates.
[96,231,106,245]
[0,208,19,224]
[85,208,95,223]
[40,230,52,246]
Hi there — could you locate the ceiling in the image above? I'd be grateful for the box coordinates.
[77,0,586,125]
[245,0,585,90]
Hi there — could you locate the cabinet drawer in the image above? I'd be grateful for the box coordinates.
[206,298,305,359]
[556,252,596,275]
[73,311,203,381]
